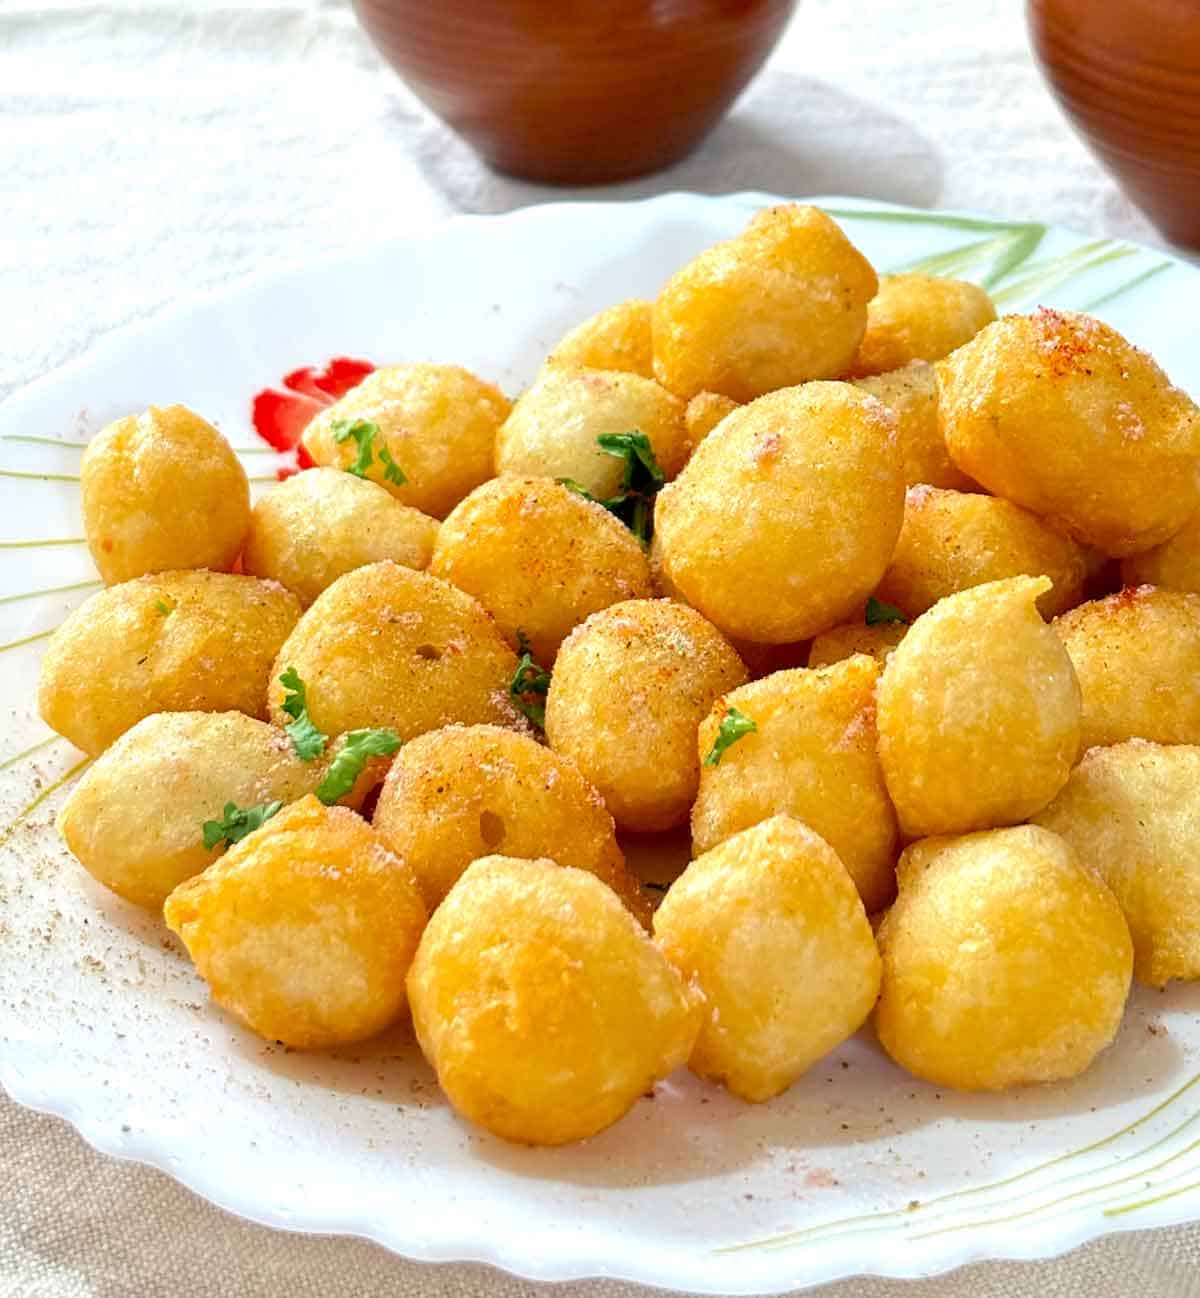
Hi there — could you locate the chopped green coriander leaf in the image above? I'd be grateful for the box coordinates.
[378,445,407,486]
[703,705,757,768]
[330,417,380,479]
[557,431,666,546]
[278,665,327,761]
[202,799,283,851]
[597,430,666,492]
[153,600,171,616]
[865,596,909,626]
[508,640,552,729]
[316,728,402,805]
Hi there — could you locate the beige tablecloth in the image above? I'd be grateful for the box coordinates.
[3,2,1197,1294]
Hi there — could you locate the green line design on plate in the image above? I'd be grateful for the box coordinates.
[0,756,91,850]
[0,578,101,607]
[0,536,86,550]
[991,240,1138,308]
[0,627,57,654]
[1081,261,1173,312]
[1105,1173,1200,1219]
[0,735,59,772]
[723,1069,1200,1253]
[912,1119,1200,1242]
[0,435,92,449]
[828,205,1176,318]
[0,468,79,483]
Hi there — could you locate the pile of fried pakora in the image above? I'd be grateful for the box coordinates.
[41,204,1200,1146]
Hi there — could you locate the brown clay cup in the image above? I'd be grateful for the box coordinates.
[352,0,800,186]
[1028,0,1200,248]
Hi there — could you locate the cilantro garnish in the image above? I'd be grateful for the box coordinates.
[557,429,665,545]
[509,631,551,728]
[279,666,327,761]
[865,597,908,626]
[703,705,757,768]
[330,417,405,484]
[153,600,171,616]
[316,728,402,804]
[378,445,407,485]
[202,800,283,851]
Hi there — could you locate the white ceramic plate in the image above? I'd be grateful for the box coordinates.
[2,193,1199,1295]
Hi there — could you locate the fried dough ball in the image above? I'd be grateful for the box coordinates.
[429,476,652,664]
[652,204,878,401]
[684,391,739,444]
[850,274,997,377]
[39,572,301,756]
[1121,512,1200,594]
[807,618,907,668]
[80,405,250,584]
[58,712,320,909]
[692,656,899,913]
[654,383,905,643]
[939,308,1200,556]
[373,724,647,920]
[545,600,746,832]
[875,486,1089,620]
[851,360,975,491]
[494,365,689,498]
[267,562,521,742]
[165,796,426,1049]
[876,576,1081,838]
[547,299,653,377]
[1052,587,1200,749]
[406,856,700,1145]
[241,468,438,607]
[654,816,880,1102]
[876,825,1132,1090]
[1034,741,1200,987]
[302,364,510,519]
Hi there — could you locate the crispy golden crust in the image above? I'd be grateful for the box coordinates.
[81,405,250,584]
[876,576,1081,838]
[1034,740,1200,987]
[652,204,878,401]
[242,467,438,607]
[429,476,651,664]
[876,825,1132,1090]
[58,711,320,909]
[302,364,510,519]
[38,571,301,756]
[850,274,996,377]
[545,599,747,833]
[165,796,427,1049]
[939,309,1200,556]
[684,391,740,444]
[807,619,907,668]
[692,656,899,913]
[1053,586,1200,749]
[406,856,700,1145]
[372,723,649,923]
[876,485,1089,619]
[654,383,905,643]
[494,365,689,498]
[547,299,654,378]
[267,561,522,742]
[655,815,880,1102]
[1121,512,1200,594]
[851,361,976,491]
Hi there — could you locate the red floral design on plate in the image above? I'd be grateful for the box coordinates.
[252,357,375,479]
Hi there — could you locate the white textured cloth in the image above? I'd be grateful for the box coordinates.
[1,2,1194,1294]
